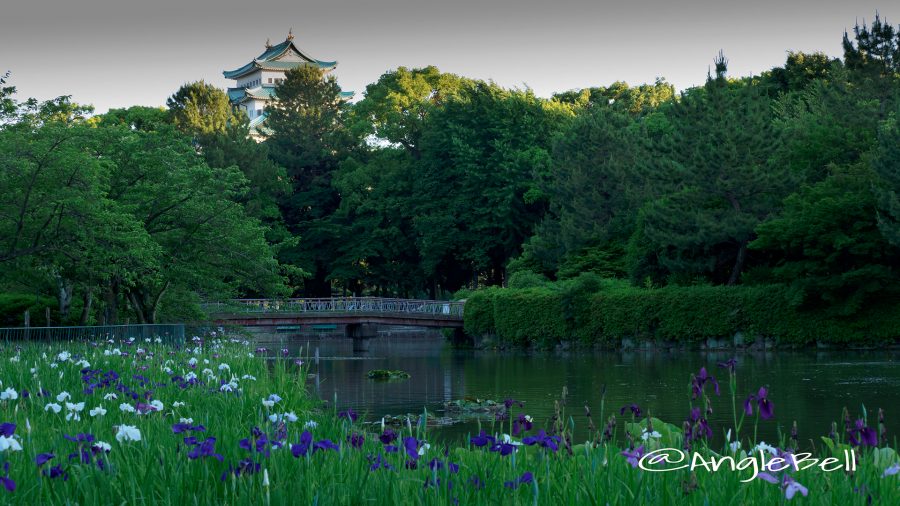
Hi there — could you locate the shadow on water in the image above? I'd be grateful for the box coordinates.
[257,332,900,446]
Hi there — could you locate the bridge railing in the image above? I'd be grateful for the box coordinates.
[202,297,465,318]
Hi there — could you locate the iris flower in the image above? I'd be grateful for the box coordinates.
[522,430,561,452]
[620,404,642,418]
[513,414,533,436]
[380,429,398,445]
[691,368,720,399]
[35,453,54,467]
[470,430,496,448]
[115,425,141,443]
[504,472,534,489]
[338,409,358,422]
[847,419,878,447]
[291,431,313,458]
[347,433,364,449]
[717,358,737,374]
[620,446,646,468]
[743,387,774,420]
[187,437,224,461]
[0,462,12,492]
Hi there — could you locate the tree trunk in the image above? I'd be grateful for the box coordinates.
[727,240,748,286]
[56,275,73,323]
[79,289,93,326]
[103,279,119,325]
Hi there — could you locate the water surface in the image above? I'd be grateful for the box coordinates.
[259,333,900,447]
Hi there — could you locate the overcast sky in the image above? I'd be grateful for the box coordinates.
[1,1,897,112]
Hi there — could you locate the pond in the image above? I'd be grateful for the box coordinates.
[258,333,900,447]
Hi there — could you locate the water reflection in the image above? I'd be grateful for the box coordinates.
[258,334,900,446]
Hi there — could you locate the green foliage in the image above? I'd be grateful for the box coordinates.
[267,65,356,296]
[492,288,567,346]
[464,283,900,347]
[0,293,57,326]
[167,80,241,135]
[751,164,900,315]
[506,271,551,289]
[462,287,501,337]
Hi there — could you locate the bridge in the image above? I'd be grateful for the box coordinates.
[204,297,465,351]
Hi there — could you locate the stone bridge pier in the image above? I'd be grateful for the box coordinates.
[345,323,378,352]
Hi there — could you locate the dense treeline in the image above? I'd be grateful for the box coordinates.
[1,15,899,327]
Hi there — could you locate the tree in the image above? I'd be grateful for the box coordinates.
[167,81,241,135]
[266,65,356,296]
[750,164,900,315]
[873,110,900,246]
[94,118,287,322]
[414,82,573,291]
[628,56,790,285]
[351,66,467,158]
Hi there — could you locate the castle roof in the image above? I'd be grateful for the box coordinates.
[223,36,337,80]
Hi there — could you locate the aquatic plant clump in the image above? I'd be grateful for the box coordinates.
[0,336,896,505]
[366,369,411,380]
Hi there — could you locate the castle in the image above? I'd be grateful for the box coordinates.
[223,30,352,139]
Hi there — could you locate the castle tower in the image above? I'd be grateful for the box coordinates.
[223,30,352,139]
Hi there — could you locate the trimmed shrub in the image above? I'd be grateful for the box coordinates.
[492,288,567,346]
[462,287,501,337]
[463,282,900,347]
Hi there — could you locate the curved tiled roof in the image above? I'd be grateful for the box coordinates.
[223,39,337,79]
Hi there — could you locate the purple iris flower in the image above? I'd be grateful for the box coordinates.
[0,463,13,492]
[379,429,398,445]
[172,423,205,434]
[63,433,95,444]
[620,404,642,418]
[313,439,339,453]
[512,414,533,436]
[43,465,68,481]
[503,398,524,409]
[784,476,809,500]
[188,437,224,461]
[848,419,878,447]
[35,453,54,467]
[522,430,561,452]
[744,387,775,420]
[291,431,313,458]
[384,445,399,453]
[717,358,737,374]
[0,424,15,437]
[504,472,534,489]
[338,409,358,422]
[470,430,496,448]
[685,407,712,441]
[489,442,518,456]
[221,458,260,481]
[368,454,395,472]
[347,433,365,449]
[620,445,646,468]
[691,367,720,399]
[403,436,421,461]
[469,475,485,490]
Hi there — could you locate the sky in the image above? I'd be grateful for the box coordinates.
[1,1,897,113]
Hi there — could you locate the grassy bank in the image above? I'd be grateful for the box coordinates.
[462,281,900,348]
[0,334,896,504]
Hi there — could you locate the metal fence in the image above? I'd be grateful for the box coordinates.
[0,324,185,343]
[202,297,465,318]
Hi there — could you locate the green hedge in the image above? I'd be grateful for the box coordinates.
[463,283,900,347]
[492,288,567,346]
[462,287,501,337]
